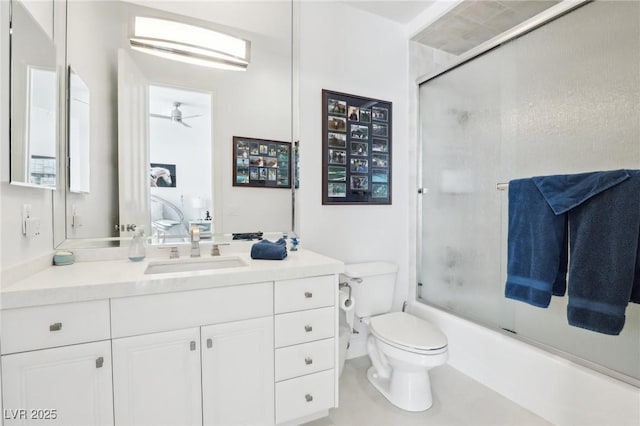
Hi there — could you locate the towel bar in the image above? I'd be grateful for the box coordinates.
[496,182,509,191]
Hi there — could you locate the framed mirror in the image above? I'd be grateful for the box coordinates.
[57,0,293,247]
[10,0,57,189]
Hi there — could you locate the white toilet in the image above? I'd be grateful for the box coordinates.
[341,262,448,412]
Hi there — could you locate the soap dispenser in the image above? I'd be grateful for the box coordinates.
[128,229,146,262]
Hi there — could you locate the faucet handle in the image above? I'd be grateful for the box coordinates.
[211,243,230,256]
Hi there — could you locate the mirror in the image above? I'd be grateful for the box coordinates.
[68,67,90,193]
[58,0,293,246]
[10,0,57,189]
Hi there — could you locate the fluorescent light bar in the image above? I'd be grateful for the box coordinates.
[131,17,250,71]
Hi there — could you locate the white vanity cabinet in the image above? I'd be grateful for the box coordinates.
[112,318,275,426]
[112,328,203,425]
[201,317,274,425]
[273,275,338,424]
[1,301,113,426]
[0,256,342,426]
[111,282,275,426]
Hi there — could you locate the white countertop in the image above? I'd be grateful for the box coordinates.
[1,248,344,310]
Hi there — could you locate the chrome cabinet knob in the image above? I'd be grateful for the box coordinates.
[304,325,313,332]
[304,291,313,298]
[305,357,313,365]
[49,322,62,332]
[305,394,313,402]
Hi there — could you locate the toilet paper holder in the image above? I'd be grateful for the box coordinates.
[339,281,353,306]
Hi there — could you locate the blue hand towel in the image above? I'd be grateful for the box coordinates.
[559,170,640,335]
[505,178,568,308]
[251,238,287,260]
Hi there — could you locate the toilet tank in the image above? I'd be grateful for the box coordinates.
[340,262,398,318]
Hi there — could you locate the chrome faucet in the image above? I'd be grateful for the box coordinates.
[190,226,201,258]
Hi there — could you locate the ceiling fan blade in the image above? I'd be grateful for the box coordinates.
[180,121,192,128]
[181,114,202,120]
[150,113,171,119]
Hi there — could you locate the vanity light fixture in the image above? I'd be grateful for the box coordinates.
[130,17,250,71]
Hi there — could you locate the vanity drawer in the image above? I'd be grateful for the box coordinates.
[1,300,111,354]
[275,369,335,424]
[111,282,272,338]
[275,306,335,348]
[275,338,335,382]
[275,275,336,314]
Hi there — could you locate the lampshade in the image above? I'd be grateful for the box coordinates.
[191,197,203,209]
[130,17,250,71]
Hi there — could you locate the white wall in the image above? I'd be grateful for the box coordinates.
[297,2,410,313]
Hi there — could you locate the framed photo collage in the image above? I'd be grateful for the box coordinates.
[322,89,392,205]
[232,136,291,188]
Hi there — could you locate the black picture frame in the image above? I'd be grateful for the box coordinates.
[150,163,177,188]
[233,136,292,188]
[322,89,392,205]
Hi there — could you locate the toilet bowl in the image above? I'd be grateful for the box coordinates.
[365,311,448,412]
[341,262,448,412]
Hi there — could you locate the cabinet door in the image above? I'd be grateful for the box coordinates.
[112,328,202,426]
[1,340,113,426]
[201,317,274,425]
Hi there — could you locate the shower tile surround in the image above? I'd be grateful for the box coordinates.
[0,248,343,425]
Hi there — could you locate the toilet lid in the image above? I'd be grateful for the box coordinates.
[369,312,447,351]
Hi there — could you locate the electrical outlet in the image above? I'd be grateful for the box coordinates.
[22,204,32,235]
[25,217,41,237]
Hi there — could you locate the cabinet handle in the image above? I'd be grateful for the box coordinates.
[305,394,313,402]
[207,338,213,349]
[96,357,104,368]
[304,291,313,298]
[304,325,313,332]
[305,357,313,365]
[190,341,196,351]
[49,322,62,332]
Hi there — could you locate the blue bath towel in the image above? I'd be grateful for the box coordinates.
[631,234,640,304]
[505,178,568,307]
[250,238,288,260]
[553,170,639,335]
[507,169,639,335]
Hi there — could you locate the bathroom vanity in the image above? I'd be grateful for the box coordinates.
[0,248,343,425]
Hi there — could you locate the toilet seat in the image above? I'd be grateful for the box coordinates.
[369,312,447,354]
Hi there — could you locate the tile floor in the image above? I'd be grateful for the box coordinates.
[307,356,550,426]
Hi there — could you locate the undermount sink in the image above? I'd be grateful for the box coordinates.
[144,256,247,275]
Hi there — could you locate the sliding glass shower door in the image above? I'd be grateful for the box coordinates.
[419,0,640,381]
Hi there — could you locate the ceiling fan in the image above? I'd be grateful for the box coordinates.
[150,102,201,128]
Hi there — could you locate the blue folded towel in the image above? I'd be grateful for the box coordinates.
[532,169,630,214]
[505,178,568,308]
[250,238,287,260]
